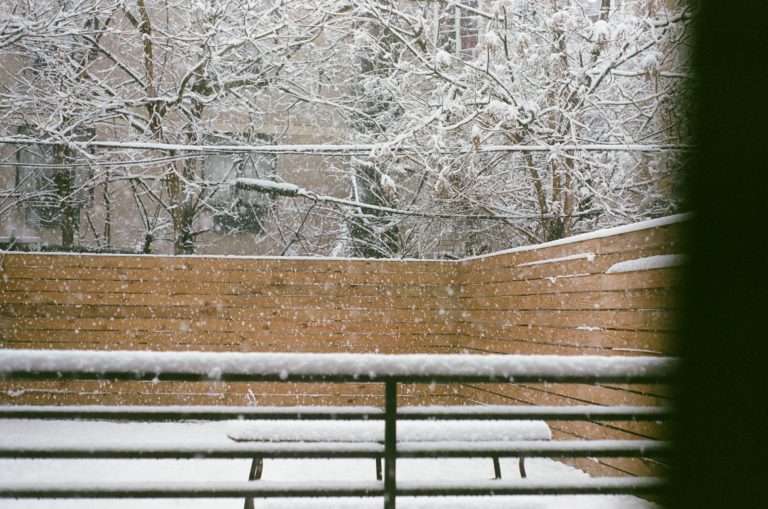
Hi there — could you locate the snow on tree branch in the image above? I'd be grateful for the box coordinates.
[0,0,692,258]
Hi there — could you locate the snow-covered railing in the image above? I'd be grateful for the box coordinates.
[0,350,674,507]
[0,350,675,384]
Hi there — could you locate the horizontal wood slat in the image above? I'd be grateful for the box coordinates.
[0,280,459,297]
[454,309,678,331]
[1,253,456,274]
[0,293,462,310]
[454,328,675,352]
[0,318,458,337]
[0,381,464,407]
[460,383,667,409]
[458,269,682,297]
[1,330,460,348]
[0,304,456,324]
[460,288,680,312]
[2,266,459,287]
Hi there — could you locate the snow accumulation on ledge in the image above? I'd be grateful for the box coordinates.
[0,350,675,381]
[606,254,686,273]
[0,213,690,263]
[514,252,596,267]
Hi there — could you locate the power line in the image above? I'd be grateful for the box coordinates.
[0,137,693,156]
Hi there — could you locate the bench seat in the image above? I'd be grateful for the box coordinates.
[227,419,551,488]
[227,420,551,444]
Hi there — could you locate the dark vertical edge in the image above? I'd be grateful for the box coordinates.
[384,380,397,509]
[670,1,768,508]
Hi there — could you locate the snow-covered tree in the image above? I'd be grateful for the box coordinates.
[0,0,112,248]
[309,0,692,254]
[1,0,691,257]
[1,0,342,254]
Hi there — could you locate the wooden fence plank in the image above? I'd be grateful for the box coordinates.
[460,288,680,312]
[453,327,675,352]
[0,279,458,297]
[1,253,456,274]
[458,269,683,297]
[1,265,459,286]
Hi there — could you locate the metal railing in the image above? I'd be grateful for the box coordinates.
[0,350,675,508]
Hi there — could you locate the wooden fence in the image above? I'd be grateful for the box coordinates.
[0,255,462,407]
[0,214,687,477]
[453,216,686,478]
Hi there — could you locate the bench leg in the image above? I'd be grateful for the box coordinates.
[519,457,527,478]
[244,457,264,509]
[249,457,265,481]
[492,456,502,479]
[376,456,383,481]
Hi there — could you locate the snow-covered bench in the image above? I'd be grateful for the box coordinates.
[226,419,552,484]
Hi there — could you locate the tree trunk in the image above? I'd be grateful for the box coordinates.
[600,0,611,21]
[53,145,78,249]
[168,159,197,255]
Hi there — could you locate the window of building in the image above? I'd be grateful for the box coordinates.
[204,133,277,234]
[435,0,480,57]
[14,128,93,228]
[575,0,603,20]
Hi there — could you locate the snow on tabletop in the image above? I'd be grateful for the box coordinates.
[606,254,686,273]
[0,350,675,380]
[226,420,551,443]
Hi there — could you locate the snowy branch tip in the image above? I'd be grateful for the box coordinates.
[235,178,301,197]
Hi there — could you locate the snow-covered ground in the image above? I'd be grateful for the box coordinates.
[0,419,659,509]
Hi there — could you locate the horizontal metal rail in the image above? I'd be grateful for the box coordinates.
[0,405,385,421]
[0,404,673,421]
[399,405,674,421]
[0,442,385,459]
[0,440,671,460]
[0,478,667,498]
[398,477,668,496]
[0,480,384,499]
[0,371,670,384]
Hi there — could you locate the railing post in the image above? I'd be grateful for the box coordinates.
[384,380,397,509]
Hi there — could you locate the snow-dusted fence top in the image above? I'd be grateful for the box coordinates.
[0,350,675,384]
